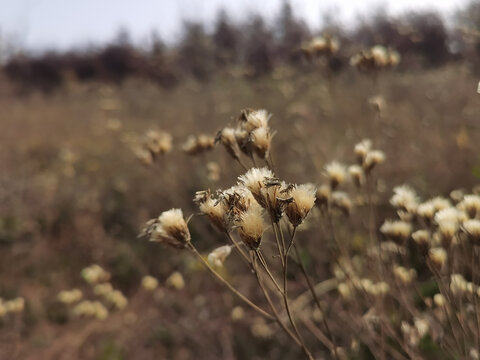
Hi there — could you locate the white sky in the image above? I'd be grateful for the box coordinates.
[0,0,471,50]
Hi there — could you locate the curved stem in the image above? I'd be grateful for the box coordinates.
[187,243,274,321]
[256,249,284,295]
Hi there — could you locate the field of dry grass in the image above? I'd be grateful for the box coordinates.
[1,62,480,359]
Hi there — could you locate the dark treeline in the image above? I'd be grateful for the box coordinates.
[2,1,480,92]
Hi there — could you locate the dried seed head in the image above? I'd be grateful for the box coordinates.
[199,197,228,232]
[144,130,173,155]
[166,271,185,290]
[458,195,480,218]
[260,181,293,222]
[354,139,372,164]
[412,230,431,249]
[142,275,159,291]
[143,209,191,248]
[315,184,331,207]
[417,201,436,221]
[286,183,317,226]
[390,185,419,214]
[238,167,274,206]
[251,127,272,159]
[182,134,215,155]
[348,165,365,187]
[364,150,385,172]
[331,191,352,216]
[428,247,447,270]
[57,289,83,304]
[450,274,468,296]
[208,245,232,267]
[435,207,467,225]
[240,109,271,132]
[81,264,111,285]
[206,161,220,182]
[380,220,412,244]
[133,146,154,166]
[216,127,242,160]
[236,206,266,250]
[338,282,353,300]
[462,219,480,243]
[324,161,347,189]
[393,266,417,285]
[433,293,446,307]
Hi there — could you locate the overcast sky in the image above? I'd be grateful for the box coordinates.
[0,0,471,50]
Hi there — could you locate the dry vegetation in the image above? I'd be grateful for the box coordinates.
[2,3,480,355]
[0,55,479,359]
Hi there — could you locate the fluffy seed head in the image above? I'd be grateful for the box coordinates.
[142,275,159,291]
[166,271,185,290]
[143,209,191,248]
[286,183,317,226]
[428,247,447,270]
[236,206,266,250]
[331,191,352,216]
[364,150,385,172]
[412,230,431,248]
[216,127,241,160]
[315,184,331,207]
[393,266,417,285]
[390,185,419,214]
[462,219,480,243]
[144,130,172,155]
[348,165,365,187]
[240,109,271,132]
[208,245,232,267]
[57,289,83,304]
[450,274,468,296]
[324,161,347,189]
[251,127,272,159]
[354,139,372,164]
[458,195,480,218]
[238,168,274,206]
[380,220,412,243]
[433,293,446,307]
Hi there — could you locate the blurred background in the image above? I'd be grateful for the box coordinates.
[1,0,480,359]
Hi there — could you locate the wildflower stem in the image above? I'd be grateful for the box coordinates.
[271,220,285,268]
[256,249,284,295]
[472,246,480,351]
[293,242,339,360]
[251,253,303,347]
[282,227,314,360]
[187,243,274,321]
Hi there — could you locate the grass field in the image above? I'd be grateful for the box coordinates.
[1,62,480,359]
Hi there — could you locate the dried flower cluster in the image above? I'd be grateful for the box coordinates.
[350,45,400,72]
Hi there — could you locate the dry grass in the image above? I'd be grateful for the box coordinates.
[0,63,480,359]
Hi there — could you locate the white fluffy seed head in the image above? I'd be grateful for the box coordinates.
[146,209,191,248]
[238,167,274,205]
[208,245,232,267]
[236,206,265,250]
[324,161,347,189]
[331,191,352,216]
[364,150,386,171]
[428,247,447,269]
[348,165,365,187]
[242,109,271,132]
[463,219,480,242]
[380,220,412,243]
[354,139,372,163]
[286,183,317,226]
[450,274,468,296]
[390,185,419,213]
[458,195,480,218]
[251,127,272,159]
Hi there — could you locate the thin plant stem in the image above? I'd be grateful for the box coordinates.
[187,243,274,321]
[256,249,284,295]
[293,242,339,360]
[282,227,314,360]
[251,253,302,347]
